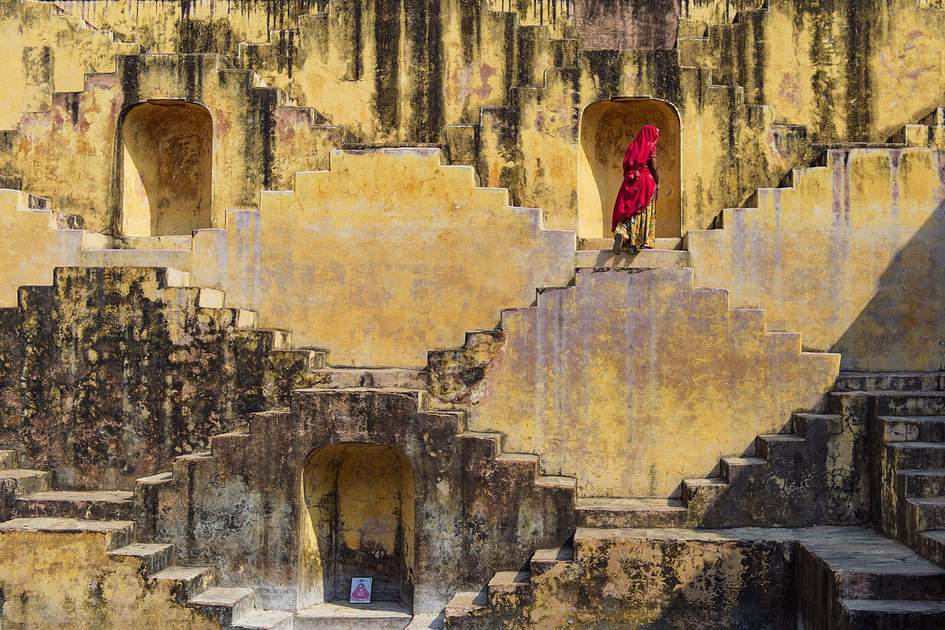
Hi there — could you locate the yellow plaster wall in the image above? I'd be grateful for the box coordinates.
[0,527,219,629]
[0,189,193,307]
[687,148,945,371]
[192,148,577,367]
[467,268,839,497]
[0,1,138,130]
[733,0,945,142]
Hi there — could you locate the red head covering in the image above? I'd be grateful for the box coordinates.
[623,124,660,172]
[611,124,661,231]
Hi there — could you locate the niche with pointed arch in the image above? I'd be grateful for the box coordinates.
[299,443,416,609]
[119,100,212,236]
[577,98,681,239]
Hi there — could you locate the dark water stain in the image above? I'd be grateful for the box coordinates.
[374,0,403,133]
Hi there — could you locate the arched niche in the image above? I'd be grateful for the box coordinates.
[298,443,416,610]
[118,100,212,236]
[577,98,682,239]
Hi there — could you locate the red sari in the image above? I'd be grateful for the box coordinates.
[611,124,660,232]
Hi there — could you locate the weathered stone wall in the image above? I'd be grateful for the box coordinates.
[192,148,576,367]
[450,528,798,629]
[692,0,945,143]
[153,389,575,613]
[0,53,345,234]
[0,0,139,130]
[687,148,945,371]
[0,525,221,629]
[435,268,839,497]
[574,0,680,50]
[0,267,300,488]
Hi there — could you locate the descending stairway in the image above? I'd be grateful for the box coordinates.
[839,372,945,571]
[573,409,838,529]
[0,449,294,629]
[445,526,945,628]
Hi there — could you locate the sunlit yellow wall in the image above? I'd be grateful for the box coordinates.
[0,1,138,130]
[468,268,839,497]
[192,148,576,367]
[0,526,220,629]
[687,148,945,371]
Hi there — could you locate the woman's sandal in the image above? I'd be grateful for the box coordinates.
[613,233,625,254]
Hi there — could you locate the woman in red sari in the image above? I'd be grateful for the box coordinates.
[612,124,660,254]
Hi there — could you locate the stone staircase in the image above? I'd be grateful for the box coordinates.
[445,526,945,628]
[843,372,945,569]
[0,449,295,629]
[0,0,140,130]
[132,385,575,627]
[573,407,839,529]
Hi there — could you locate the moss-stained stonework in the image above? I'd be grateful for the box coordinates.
[0,267,318,488]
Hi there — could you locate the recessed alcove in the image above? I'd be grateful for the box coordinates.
[119,100,212,236]
[298,443,416,611]
[577,97,681,239]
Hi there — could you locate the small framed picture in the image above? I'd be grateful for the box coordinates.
[350,577,373,604]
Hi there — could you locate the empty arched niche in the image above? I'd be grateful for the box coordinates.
[577,98,681,239]
[119,100,212,236]
[299,443,416,611]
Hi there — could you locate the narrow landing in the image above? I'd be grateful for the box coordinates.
[295,600,414,630]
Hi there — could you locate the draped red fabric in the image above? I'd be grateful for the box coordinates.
[610,124,660,232]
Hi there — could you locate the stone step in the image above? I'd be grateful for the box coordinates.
[577,237,682,250]
[574,248,690,270]
[197,288,226,309]
[310,367,426,390]
[792,413,839,437]
[189,586,256,626]
[681,476,728,504]
[575,497,687,528]
[840,599,945,629]
[871,392,945,417]
[833,372,945,393]
[720,456,766,483]
[915,529,945,566]
[444,589,489,619]
[107,542,175,575]
[456,431,503,459]
[15,490,134,520]
[0,449,17,468]
[534,475,577,490]
[294,600,413,630]
[885,442,945,470]
[488,569,530,605]
[0,517,134,550]
[152,565,216,602]
[799,526,945,601]
[233,609,295,630]
[898,469,945,497]
[530,543,574,577]
[908,497,945,532]
[0,468,50,495]
[108,235,194,251]
[755,434,806,460]
[882,416,945,443]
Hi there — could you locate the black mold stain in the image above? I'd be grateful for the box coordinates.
[249,88,278,190]
[374,0,402,133]
[405,0,445,142]
[459,0,482,65]
[844,0,876,141]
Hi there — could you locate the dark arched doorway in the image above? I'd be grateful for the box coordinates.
[298,443,416,610]
[119,100,212,236]
[578,98,681,239]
